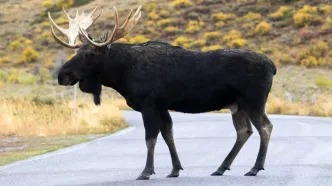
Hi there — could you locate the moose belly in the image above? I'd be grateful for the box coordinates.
[167,90,237,114]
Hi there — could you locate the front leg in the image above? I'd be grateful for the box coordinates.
[136,108,161,180]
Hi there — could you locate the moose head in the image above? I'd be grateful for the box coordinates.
[49,6,142,105]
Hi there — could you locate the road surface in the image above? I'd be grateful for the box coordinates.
[1,111,332,186]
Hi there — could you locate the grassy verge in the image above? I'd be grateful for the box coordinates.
[0,134,107,166]
[0,97,127,136]
[0,97,128,166]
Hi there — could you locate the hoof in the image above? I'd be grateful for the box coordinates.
[166,167,183,178]
[167,173,179,178]
[136,169,155,180]
[211,167,229,176]
[136,175,151,180]
[244,172,257,176]
[211,171,224,176]
[244,167,264,176]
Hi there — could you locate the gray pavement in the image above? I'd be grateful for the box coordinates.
[1,111,332,186]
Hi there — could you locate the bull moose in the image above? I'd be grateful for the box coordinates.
[49,5,277,180]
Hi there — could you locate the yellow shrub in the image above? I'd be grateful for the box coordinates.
[310,40,328,57]
[56,17,67,25]
[223,30,247,48]
[117,38,128,43]
[255,21,272,34]
[293,13,316,27]
[25,39,32,45]
[9,40,22,50]
[21,47,39,63]
[242,12,261,21]
[42,21,51,27]
[160,10,170,17]
[164,26,179,35]
[42,0,53,9]
[320,18,332,34]
[45,60,55,69]
[320,5,332,15]
[9,36,32,50]
[56,0,74,9]
[278,54,294,64]
[148,11,159,20]
[204,32,221,41]
[0,56,10,64]
[223,29,242,42]
[293,5,318,27]
[298,40,329,67]
[34,27,42,33]
[183,43,191,49]
[201,45,223,52]
[299,5,318,14]
[316,75,332,88]
[185,20,205,34]
[7,73,18,83]
[215,21,225,28]
[172,36,191,46]
[269,6,292,20]
[228,39,248,48]
[157,18,177,27]
[36,31,52,42]
[129,35,150,44]
[146,2,157,12]
[173,0,194,8]
[190,39,206,48]
[301,56,325,67]
[211,12,235,22]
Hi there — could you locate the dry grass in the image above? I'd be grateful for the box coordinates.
[0,98,127,136]
[266,94,332,117]
[111,98,132,110]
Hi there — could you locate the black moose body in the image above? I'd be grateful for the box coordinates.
[49,6,277,180]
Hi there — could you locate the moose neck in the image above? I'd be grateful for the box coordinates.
[99,43,133,96]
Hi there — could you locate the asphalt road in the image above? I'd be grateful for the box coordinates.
[1,111,332,186]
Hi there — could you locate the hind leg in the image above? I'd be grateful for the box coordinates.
[211,108,253,176]
[160,111,183,178]
[244,112,273,176]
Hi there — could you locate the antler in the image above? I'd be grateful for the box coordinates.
[79,5,142,48]
[48,7,101,49]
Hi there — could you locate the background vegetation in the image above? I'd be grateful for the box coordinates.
[0,0,331,138]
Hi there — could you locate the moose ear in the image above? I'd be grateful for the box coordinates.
[99,30,109,43]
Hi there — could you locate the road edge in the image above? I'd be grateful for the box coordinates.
[0,126,136,172]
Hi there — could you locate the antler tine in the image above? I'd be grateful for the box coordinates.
[78,5,142,48]
[51,26,80,49]
[49,6,101,49]
[120,8,134,28]
[90,7,101,23]
[113,6,120,28]
[62,7,72,20]
[48,12,68,36]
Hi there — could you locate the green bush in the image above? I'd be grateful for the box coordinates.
[17,73,40,85]
[316,75,332,88]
